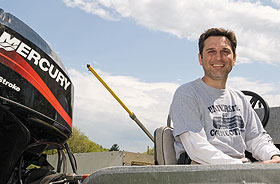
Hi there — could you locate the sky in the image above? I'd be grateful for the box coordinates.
[2,0,280,153]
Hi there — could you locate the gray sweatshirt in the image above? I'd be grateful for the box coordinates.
[170,78,280,163]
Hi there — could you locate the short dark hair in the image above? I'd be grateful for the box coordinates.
[198,28,237,58]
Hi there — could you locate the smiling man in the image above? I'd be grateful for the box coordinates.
[170,28,280,164]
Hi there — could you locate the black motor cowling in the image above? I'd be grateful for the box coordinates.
[0,9,74,183]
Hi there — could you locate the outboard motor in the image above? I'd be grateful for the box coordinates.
[0,9,74,183]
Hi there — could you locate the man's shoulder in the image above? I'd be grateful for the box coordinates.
[176,79,200,94]
[178,78,201,90]
[227,87,248,101]
[227,87,245,95]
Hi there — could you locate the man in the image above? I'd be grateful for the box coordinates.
[170,28,280,164]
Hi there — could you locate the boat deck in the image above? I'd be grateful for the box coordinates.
[83,164,280,184]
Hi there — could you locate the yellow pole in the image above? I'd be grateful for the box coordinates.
[87,64,133,116]
[87,64,154,142]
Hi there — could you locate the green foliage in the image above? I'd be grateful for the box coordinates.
[44,127,109,155]
[44,149,57,155]
[143,147,154,155]
[109,144,120,151]
[67,127,109,153]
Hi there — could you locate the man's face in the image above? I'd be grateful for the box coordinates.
[198,36,236,82]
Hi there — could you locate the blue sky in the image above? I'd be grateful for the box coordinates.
[2,0,280,152]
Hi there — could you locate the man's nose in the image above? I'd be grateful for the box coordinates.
[214,52,222,60]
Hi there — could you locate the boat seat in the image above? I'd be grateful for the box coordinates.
[154,126,176,165]
[154,115,179,165]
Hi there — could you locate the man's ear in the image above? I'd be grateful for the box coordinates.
[198,53,203,65]
[233,54,237,66]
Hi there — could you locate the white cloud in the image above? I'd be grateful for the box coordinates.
[228,76,276,94]
[63,0,120,20]
[69,69,178,152]
[228,76,280,107]
[62,0,280,65]
[271,0,280,7]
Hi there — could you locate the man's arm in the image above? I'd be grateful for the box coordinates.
[243,94,280,162]
[246,133,280,162]
[180,129,243,164]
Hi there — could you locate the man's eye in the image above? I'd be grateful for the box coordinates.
[222,50,231,54]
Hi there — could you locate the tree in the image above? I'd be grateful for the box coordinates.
[109,144,120,151]
[143,147,154,155]
[44,127,108,155]
[67,127,109,153]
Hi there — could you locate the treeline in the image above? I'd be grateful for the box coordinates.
[45,127,108,155]
[67,127,109,153]
[45,127,154,155]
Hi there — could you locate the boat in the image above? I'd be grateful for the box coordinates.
[1,8,280,184]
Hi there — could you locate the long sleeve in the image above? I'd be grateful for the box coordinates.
[243,98,280,161]
[180,129,243,164]
[246,133,280,161]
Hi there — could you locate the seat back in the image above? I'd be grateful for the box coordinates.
[154,116,177,165]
